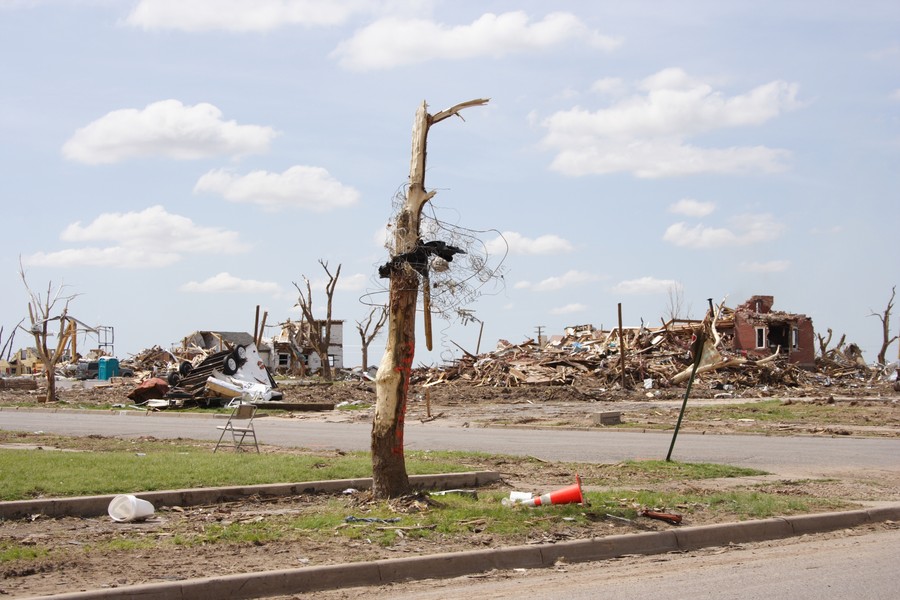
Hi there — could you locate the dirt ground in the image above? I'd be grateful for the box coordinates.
[0,377,898,598]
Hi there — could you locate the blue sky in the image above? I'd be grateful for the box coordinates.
[1,0,898,367]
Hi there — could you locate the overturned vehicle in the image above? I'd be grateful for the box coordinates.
[128,343,281,408]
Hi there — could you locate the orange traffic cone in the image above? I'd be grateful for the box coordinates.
[521,474,584,507]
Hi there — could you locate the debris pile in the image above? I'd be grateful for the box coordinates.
[417,298,880,394]
[126,343,281,408]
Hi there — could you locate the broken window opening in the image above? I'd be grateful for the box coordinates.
[755,327,767,349]
[767,323,791,353]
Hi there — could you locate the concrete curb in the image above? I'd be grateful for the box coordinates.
[0,471,501,520]
[22,504,900,600]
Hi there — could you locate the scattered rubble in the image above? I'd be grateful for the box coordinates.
[414,297,887,396]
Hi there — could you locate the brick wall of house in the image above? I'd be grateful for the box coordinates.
[731,297,816,368]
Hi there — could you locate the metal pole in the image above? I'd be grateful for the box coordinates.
[666,329,706,461]
[617,303,626,390]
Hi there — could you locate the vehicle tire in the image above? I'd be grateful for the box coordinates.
[179,361,193,376]
[233,345,247,366]
[167,371,181,386]
[222,355,238,375]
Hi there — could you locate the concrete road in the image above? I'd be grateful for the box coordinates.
[355,527,900,600]
[2,410,898,474]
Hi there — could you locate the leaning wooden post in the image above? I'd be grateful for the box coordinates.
[617,302,627,390]
[372,98,489,499]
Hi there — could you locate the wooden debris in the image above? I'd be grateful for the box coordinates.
[410,301,877,394]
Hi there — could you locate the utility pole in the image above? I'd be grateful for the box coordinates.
[535,325,545,347]
[617,303,626,390]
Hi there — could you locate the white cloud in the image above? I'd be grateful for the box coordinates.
[739,260,790,273]
[890,89,900,102]
[62,100,277,164]
[663,213,784,249]
[542,68,800,178]
[550,303,587,315]
[373,223,394,249]
[809,225,844,235]
[669,198,715,217]
[590,77,625,96]
[23,205,250,268]
[517,270,599,292]
[612,276,678,295]
[332,11,620,70]
[485,231,574,256]
[24,247,181,269]
[125,0,367,31]
[340,273,368,291]
[194,166,360,212]
[180,272,282,294]
[867,43,900,61]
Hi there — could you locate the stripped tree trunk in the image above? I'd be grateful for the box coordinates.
[372,98,488,499]
[19,267,78,403]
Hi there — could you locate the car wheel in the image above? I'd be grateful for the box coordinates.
[223,355,238,375]
[167,371,181,386]
[233,345,248,366]
[179,361,193,376]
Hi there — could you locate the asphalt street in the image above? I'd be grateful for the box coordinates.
[369,528,900,600]
[2,409,897,475]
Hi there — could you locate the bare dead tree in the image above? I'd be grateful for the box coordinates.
[356,305,387,372]
[18,265,79,402]
[1,320,25,364]
[816,327,847,359]
[869,285,897,366]
[373,98,489,499]
[293,260,341,381]
[664,284,691,321]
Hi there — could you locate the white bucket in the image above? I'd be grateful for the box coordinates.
[108,494,155,522]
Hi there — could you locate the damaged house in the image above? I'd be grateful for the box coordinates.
[724,295,815,368]
[270,319,344,375]
[1,347,41,376]
[420,294,819,389]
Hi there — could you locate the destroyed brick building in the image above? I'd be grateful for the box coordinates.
[725,295,815,368]
[419,294,821,390]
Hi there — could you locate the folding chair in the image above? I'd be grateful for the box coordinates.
[214,403,260,452]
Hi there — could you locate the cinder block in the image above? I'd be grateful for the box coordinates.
[592,411,621,425]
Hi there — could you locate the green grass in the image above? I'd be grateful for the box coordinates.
[0,433,487,501]
[598,460,766,481]
[0,431,852,564]
[1,542,49,562]
[682,399,885,426]
[0,484,850,564]
[129,486,843,552]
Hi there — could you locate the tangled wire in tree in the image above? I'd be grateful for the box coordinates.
[369,185,508,326]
